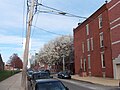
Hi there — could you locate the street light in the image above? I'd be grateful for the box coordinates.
[62,54,65,71]
[61,46,66,71]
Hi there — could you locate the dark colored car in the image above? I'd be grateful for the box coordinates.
[45,69,50,75]
[31,71,53,86]
[32,79,69,90]
[57,71,71,79]
[27,70,34,81]
[32,72,51,80]
[39,69,51,75]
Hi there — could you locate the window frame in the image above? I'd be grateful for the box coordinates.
[98,14,102,29]
[88,54,91,69]
[91,37,94,50]
[83,58,86,71]
[101,52,105,68]
[86,24,89,35]
[100,32,104,48]
[80,58,83,69]
[87,39,90,51]
[82,42,85,53]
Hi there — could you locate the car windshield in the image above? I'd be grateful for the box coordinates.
[36,81,66,90]
[33,72,50,80]
[28,71,33,75]
[62,71,69,74]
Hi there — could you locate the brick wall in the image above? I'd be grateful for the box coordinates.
[74,4,113,78]
[108,0,120,59]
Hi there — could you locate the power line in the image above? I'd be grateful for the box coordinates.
[28,1,86,38]
[31,0,43,38]
[37,3,87,19]
[32,25,64,36]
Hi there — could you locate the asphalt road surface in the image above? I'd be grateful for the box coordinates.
[28,78,120,90]
[60,79,120,90]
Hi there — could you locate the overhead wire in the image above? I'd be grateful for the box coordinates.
[38,3,87,19]
[32,25,64,36]
[27,1,84,42]
[31,0,43,38]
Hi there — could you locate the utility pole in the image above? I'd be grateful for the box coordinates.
[21,0,35,90]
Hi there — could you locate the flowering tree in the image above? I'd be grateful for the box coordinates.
[37,35,74,67]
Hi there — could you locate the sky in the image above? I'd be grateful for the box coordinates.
[0,0,111,63]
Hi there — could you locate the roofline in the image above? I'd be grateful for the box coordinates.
[74,3,108,33]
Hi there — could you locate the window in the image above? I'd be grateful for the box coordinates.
[86,24,89,35]
[82,42,85,53]
[91,38,93,50]
[98,14,102,29]
[100,32,104,47]
[88,55,91,69]
[80,58,83,69]
[87,39,90,51]
[83,58,86,71]
[101,52,105,68]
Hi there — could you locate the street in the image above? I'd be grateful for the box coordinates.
[59,79,120,90]
[28,77,120,90]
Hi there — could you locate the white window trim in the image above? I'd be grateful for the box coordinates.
[110,23,120,30]
[98,14,102,29]
[112,40,120,45]
[80,58,83,69]
[84,58,86,71]
[88,54,91,69]
[110,17,120,25]
[91,37,94,50]
[108,1,120,11]
[101,52,105,68]
[82,42,85,53]
[86,24,89,35]
[87,39,90,51]
[99,32,104,48]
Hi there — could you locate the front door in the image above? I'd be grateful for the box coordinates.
[116,64,120,79]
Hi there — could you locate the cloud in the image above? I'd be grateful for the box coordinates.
[0,35,22,45]
[0,34,46,50]
[0,0,24,29]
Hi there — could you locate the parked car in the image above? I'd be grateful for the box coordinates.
[31,71,53,86]
[39,69,51,75]
[45,69,50,75]
[57,71,71,79]
[27,70,34,81]
[32,79,69,90]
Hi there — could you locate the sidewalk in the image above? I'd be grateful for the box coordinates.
[0,73,119,90]
[72,75,119,86]
[0,73,23,90]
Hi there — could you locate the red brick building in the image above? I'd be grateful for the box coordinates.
[74,0,120,79]
[108,0,120,79]
[0,54,4,70]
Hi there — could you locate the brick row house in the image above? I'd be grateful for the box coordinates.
[108,0,120,79]
[0,54,4,70]
[74,0,120,79]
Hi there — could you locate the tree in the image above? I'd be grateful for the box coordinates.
[8,53,23,69]
[37,35,74,70]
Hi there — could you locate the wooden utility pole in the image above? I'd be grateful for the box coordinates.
[21,0,35,90]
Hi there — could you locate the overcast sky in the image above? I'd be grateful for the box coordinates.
[0,0,110,63]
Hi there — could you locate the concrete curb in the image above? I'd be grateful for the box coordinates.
[71,75,119,87]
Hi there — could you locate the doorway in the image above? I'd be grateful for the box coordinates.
[116,64,120,79]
